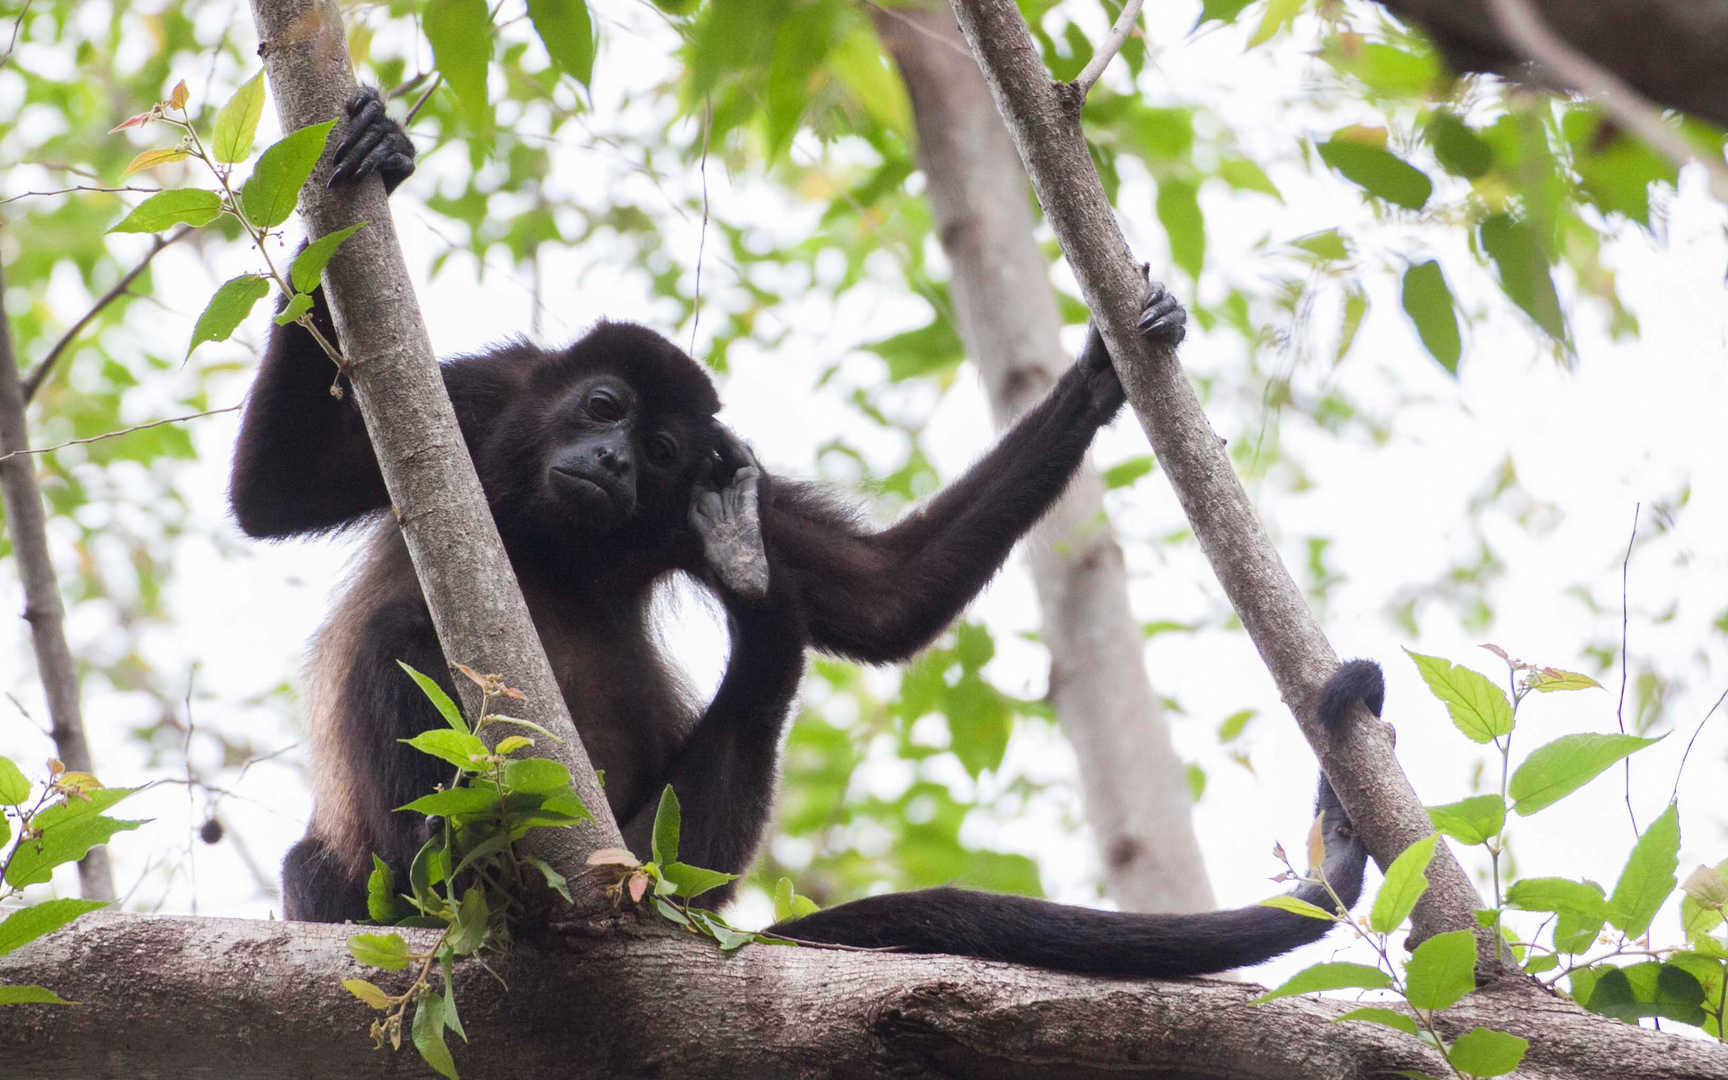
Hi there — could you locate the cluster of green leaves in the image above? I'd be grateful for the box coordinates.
[587,785,815,953]
[107,77,362,362]
[1257,646,1726,1079]
[341,662,590,1078]
[0,758,141,1006]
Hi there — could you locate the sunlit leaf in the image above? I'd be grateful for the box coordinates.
[1253,961,1390,1003]
[1509,733,1661,815]
[1608,803,1679,938]
[526,0,595,87]
[212,70,267,164]
[0,898,107,955]
[238,119,337,228]
[291,223,365,292]
[109,189,222,233]
[1404,929,1476,1011]
[1400,260,1460,375]
[1447,1027,1528,1077]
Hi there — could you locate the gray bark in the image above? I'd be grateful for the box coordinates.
[944,0,1494,964]
[0,263,115,903]
[245,0,621,882]
[1377,0,1728,130]
[873,7,1214,914]
[3,910,1724,1078]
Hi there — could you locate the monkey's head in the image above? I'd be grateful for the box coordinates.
[486,322,729,556]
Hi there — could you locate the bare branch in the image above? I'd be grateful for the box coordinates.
[1074,0,1144,96]
[0,183,162,206]
[0,405,239,464]
[23,227,189,401]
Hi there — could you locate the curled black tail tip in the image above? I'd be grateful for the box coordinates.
[1318,658,1384,721]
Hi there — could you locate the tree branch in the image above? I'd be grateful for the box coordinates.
[873,6,1215,913]
[0,262,115,903]
[245,0,621,888]
[1074,0,1143,96]
[945,0,1494,963]
[4,910,1725,1078]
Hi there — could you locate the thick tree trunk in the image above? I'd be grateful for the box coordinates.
[246,0,620,879]
[0,264,115,903]
[3,910,1724,1078]
[873,8,1214,915]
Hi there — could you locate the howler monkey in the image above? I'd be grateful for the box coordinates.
[234,89,1378,977]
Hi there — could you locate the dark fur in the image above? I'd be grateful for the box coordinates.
[237,91,1373,978]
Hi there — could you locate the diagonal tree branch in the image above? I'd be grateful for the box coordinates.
[245,0,621,890]
[945,0,1495,963]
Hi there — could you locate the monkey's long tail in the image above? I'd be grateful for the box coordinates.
[768,660,1382,978]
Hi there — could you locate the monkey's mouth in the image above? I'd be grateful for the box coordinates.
[549,467,634,524]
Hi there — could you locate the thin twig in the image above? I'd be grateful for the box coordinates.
[0,0,31,70]
[1616,502,1639,836]
[690,100,712,356]
[404,73,443,126]
[1483,0,1728,193]
[23,227,190,401]
[1074,0,1144,96]
[1670,685,1728,807]
[0,404,240,463]
[0,183,162,207]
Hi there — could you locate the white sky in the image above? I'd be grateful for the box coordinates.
[2,0,1725,993]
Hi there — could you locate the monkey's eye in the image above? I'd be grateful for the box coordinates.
[586,389,625,422]
[645,432,679,468]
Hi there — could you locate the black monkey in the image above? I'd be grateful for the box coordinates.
[237,90,1377,977]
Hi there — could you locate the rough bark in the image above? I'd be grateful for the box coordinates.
[1376,0,1728,130]
[245,0,620,881]
[872,8,1215,915]
[2,910,1724,1079]
[945,0,1494,965]
[0,263,115,903]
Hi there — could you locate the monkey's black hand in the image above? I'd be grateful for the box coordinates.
[691,425,771,603]
[328,87,416,193]
[1077,281,1188,419]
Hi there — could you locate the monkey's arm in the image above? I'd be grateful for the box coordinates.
[620,465,804,887]
[765,286,1184,664]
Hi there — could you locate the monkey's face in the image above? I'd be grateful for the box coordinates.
[535,374,704,538]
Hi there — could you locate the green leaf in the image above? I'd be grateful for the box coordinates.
[1335,1007,1419,1035]
[947,675,1011,777]
[653,897,691,928]
[0,985,75,1005]
[500,758,572,795]
[1246,0,1302,47]
[1102,455,1155,490]
[1426,794,1506,845]
[1252,961,1391,1003]
[272,292,314,326]
[0,758,29,804]
[1426,113,1493,179]
[1194,0,1254,28]
[109,189,223,233]
[1608,802,1679,938]
[347,932,410,971]
[651,785,680,866]
[1404,929,1477,1011]
[446,886,489,953]
[493,736,533,756]
[291,223,365,293]
[827,28,911,136]
[1447,1028,1528,1077]
[366,855,400,923]
[1317,136,1431,210]
[1259,895,1337,921]
[1400,260,1460,374]
[0,898,107,955]
[398,662,467,733]
[1217,157,1280,199]
[343,978,392,1010]
[239,119,337,228]
[523,856,573,904]
[1156,178,1205,279]
[661,861,738,900]
[426,0,493,130]
[412,992,459,1079]
[1479,213,1566,342]
[1505,877,1608,918]
[409,834,448,905]
[1585,962,1706,1026]
[1370,834,1438,934]
[1290,229,1349,262]
[5,788,146,888]
[212,69,267,164]
[186,274,270,358]
[1680,858,1728,945]
[402,729,490,771]
[396,786,500,818]
[1509,733,1662,815]
[525,0,594,87]
[1404,650,1512,743]
[773,877,819,922]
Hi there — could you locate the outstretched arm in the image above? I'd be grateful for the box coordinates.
[765,286,1185,663]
